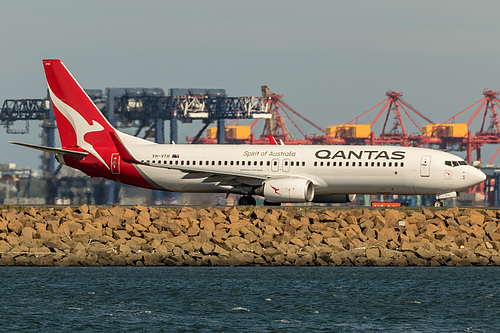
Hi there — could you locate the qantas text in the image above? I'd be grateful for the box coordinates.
[315,149,405,160]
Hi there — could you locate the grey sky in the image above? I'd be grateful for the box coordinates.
[2,0,500,170]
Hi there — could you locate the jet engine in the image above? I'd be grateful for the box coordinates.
[257,178,314,203]
[312,194,356,203]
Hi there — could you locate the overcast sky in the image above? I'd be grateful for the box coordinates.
[2,0,500,170]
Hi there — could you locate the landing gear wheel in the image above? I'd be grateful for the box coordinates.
[433,200,443,207]
[264,200,281,206]
[238,196,256,206]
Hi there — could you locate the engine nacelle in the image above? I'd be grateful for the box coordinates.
[312,193,356,203]
[260,178,314,203]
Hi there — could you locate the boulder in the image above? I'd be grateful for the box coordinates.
[8,220,23,234]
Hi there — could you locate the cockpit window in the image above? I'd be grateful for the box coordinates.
[445,160,468,167]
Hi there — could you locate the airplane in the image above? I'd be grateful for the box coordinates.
[10,59,486,207]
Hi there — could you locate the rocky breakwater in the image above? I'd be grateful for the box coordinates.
[0,205,499,266]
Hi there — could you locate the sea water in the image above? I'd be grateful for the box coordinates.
[0,267,498,332]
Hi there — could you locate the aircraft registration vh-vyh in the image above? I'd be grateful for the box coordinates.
[10,60,486,207]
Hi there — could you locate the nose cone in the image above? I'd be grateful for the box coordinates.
[470,167,486,186]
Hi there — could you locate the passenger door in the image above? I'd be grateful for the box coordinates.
[420,155,431,177]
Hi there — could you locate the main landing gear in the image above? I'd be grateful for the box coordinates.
[237,196,281,206]
[238,196,256,206]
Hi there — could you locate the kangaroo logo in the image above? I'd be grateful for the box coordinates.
[49,87,109,169]
[270,185,280,195]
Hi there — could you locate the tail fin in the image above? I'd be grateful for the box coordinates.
[43,59,116,150]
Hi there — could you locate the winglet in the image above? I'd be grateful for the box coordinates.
[109,132,145,165]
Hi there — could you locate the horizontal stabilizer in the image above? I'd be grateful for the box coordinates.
[9,141,88,158]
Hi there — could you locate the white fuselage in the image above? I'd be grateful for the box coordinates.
[126,144,485,195]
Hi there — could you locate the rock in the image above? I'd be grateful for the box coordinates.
[113,230,131,240]
[8,220,23,234]
[324,237,345,251]
[109,206,125,217]
[0,206,498,267]
[232,252,255,265]
[365,248,380,260]
[290,238,305,248]
[122,209,137,220]
[469,212,485,226]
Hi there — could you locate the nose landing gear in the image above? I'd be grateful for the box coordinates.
[433,191,457,207]
[433,200,444,207]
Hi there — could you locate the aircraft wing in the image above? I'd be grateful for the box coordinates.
[9,141,88,158]
[142,162,320,189]
[144,162,268,186]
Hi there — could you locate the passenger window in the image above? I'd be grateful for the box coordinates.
[320,162,323,166]
[181,161,184,165]
[346,162,349,166]
[186,161,190,165]
[314,161,318,166]
[175,161,178,165]
[377,162,380,167]
[274,161,278,166]
[169,161,173,165]
[333,162,336,166]
[383,162,386,167]
[267,161,270,166]
[327,162,330,166]
[365,162,368,167]
[401,162,404,167]
[371,162,374,167]
[212,161,215,165]
[254,161,257,166]
[339,162,342,166]
[302,162,305,166]
[218,161,222,165]
[260,161,263,166]
[359,162,362,167]
[236,161,239,165]
[224,161,228,165]
[394,162,398,167]
[389,162,392,167]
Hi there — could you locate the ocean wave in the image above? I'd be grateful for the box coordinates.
[227,307,250,312]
